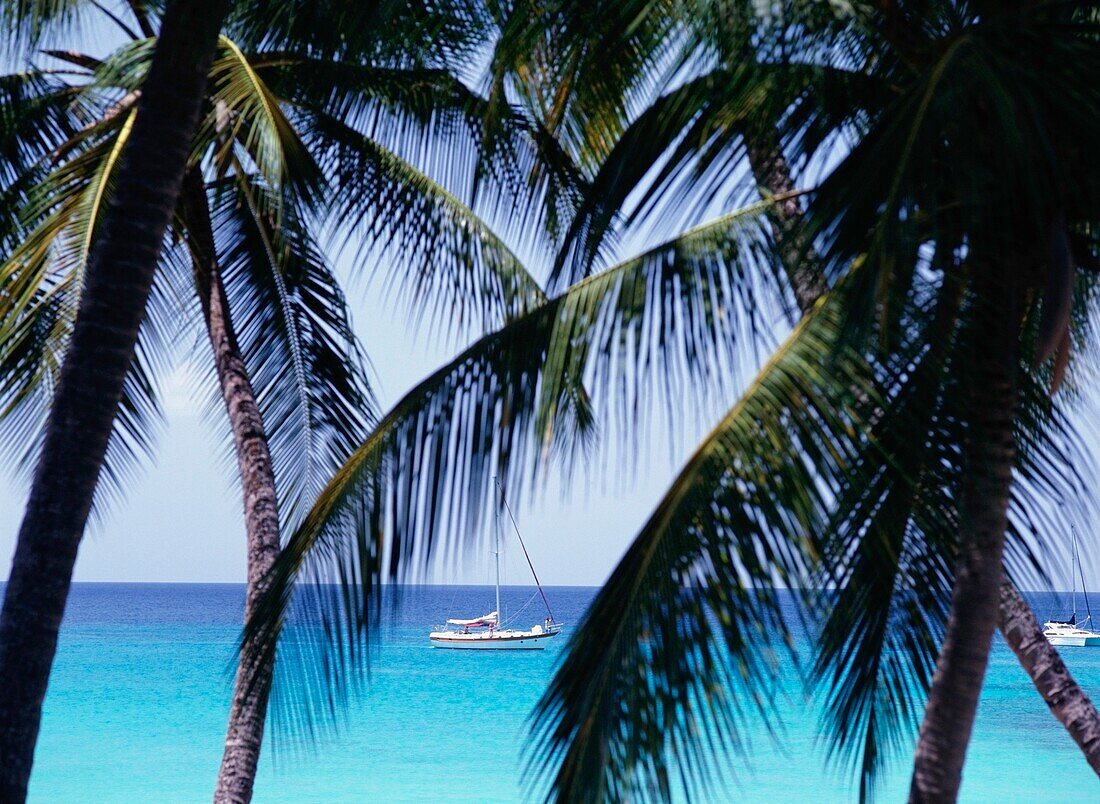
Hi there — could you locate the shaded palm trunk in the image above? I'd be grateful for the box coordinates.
[207,265,280,804]
[744,132,826,313]
[746,130,1100,779]
[909,282,1020,802]
[0,3,229,799]
[999,580,1100,773]
[179,171,281,803]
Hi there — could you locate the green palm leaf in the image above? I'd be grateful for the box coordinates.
[1,0,85,56]
[225,0,489,67]
[202,36,324,210]
[529,286,874,802]
[204,171,377,531]
[265,55,584,268]
[546,55,885,292]
[0,95,177,506]
[813,341,1095,802]
[531,262,1100,802]
[489,0,679,170]
[300,111,547,335]
[0,71,82,188]
[242,201,794,738]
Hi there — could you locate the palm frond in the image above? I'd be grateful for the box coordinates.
[547,69,732,289]
[0,70,83,190]
[207,171,376,532]
[530,246,1098,802]
[301,111,547,338]
[0,98,173,511]
[810,266,965,800]
[267,55,584,262]
[813,348,1096,802]
[0,0,85,57]
[86,35,156,93]
[529,285,874,803]
[241,200,795,742]
[225,0,489,67]
[797,14,1100,290]
[202,36,324,210]
[490,0,681,170]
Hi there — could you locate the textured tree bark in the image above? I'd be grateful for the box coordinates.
[999,580,1100,774]
[745,131,1100,781]
[207,264,281,804]
[0,3,229,800]
[909,284,1020,803]
[179,171,282,804]
[744,132,826,314]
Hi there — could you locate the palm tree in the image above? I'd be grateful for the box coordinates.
[495,0,1100,786]
[775,7,1100,798]
[519,2,1100,800]
[0,1,229,798]
[0,2,564,800]
[241,1,1100,802]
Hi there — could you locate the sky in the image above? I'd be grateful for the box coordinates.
[0,253,710,587]
[1,8,1099,592]
[3,263,1099,590]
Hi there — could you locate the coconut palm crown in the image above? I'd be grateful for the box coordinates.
[0,3,565,519]
[0,0,573,798]
[239,1,1100,802]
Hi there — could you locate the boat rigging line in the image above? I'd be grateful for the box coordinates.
[428,481,563,649]
[1073,524,1093,623]
[502,590,543,628]
[495,477,556,623]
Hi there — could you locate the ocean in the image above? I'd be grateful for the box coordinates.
[23,583,1100,801]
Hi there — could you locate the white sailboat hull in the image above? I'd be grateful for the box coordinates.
[1046,527,1100,647]
[1045,633,1100,647]
[429,629,560,650]
[1042,620,1100,647]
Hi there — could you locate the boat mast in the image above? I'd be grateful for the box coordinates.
[495,491,502,632]
[1072,524,1078,618]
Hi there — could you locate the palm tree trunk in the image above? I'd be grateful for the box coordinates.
[744,132,826,313]
[0,3,228,800]
[999,580,1100,772]
[909,284,1020,802]
[745,130,1100,780]
[207,262,281,804]
[178,171,281,803]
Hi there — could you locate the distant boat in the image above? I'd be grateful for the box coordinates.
[429,481,562,650]
[1043,525,1100,647]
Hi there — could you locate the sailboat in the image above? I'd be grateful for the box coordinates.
[1043,525,1100,647]
[429,482,562,650]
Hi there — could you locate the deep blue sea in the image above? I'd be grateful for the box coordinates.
[21,584,1100,801]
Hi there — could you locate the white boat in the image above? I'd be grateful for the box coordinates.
[429,482,562,650]
[1042,620,1100,647]
[1043,525,1100,647]
[428,612,560,650]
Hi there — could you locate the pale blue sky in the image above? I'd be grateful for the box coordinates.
[1,10,1098,592]
[3,266,1098,589]
[0,255,714,587]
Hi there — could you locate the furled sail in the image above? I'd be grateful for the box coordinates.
[446,611,498,627]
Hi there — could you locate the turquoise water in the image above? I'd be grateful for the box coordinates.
[23,584,1100,801]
